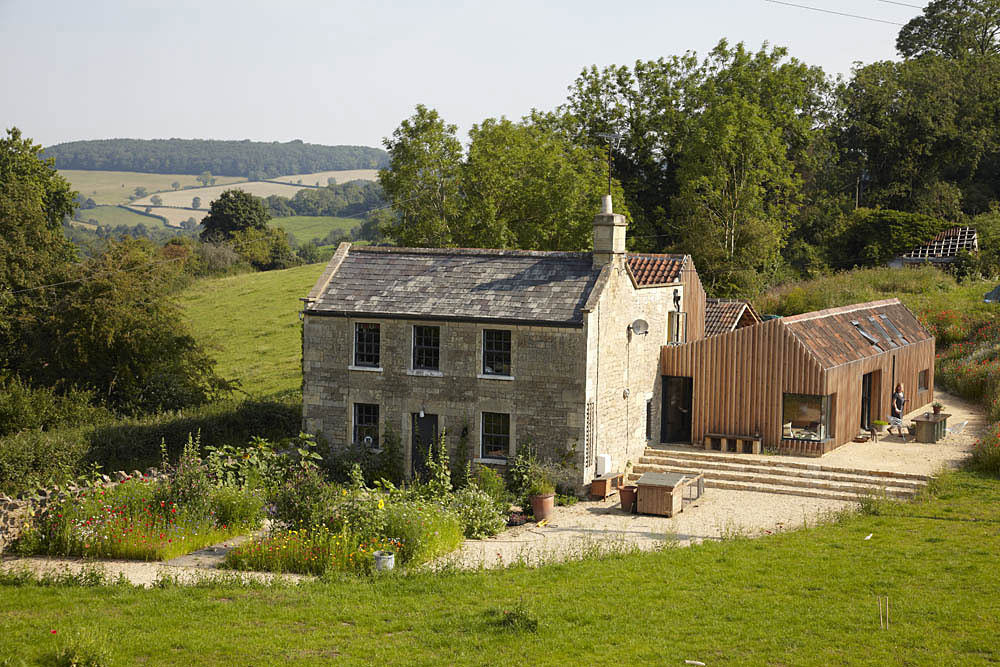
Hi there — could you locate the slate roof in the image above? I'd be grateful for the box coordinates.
[305,245,602,326]
[705,299,761,336]
[902,226,978,260]
[626,254,686,286]
[781,299,932,368]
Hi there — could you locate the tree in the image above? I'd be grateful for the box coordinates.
[672,98,800,295]
[199,189,270,241]
[457,115,626,250]
[171,181,180,190]
[0,127,77,370]
[192,196,201,209]
[379,105,463,246]
[150,194,163,206]
[897,0,1000,58]
[197,171,214,187]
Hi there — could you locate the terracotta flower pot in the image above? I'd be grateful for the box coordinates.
[933,405,942,414]
[619,485,638,513]
[529,493,555,521]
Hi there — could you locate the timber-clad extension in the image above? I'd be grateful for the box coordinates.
[660,299,935,456]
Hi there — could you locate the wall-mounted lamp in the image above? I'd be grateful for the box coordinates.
[673,288,681,311]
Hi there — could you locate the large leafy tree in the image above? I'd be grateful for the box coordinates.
[0,127,77,368]
[897,0,1000,59]
[672,98,800,295]
[199,189,271,241]
[380,105,463,247]
[457,115,626,250]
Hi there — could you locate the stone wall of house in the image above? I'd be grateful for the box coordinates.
[583,257,682,480]
[302,316,588,483]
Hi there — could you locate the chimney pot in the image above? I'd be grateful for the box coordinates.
[601,194,613,215]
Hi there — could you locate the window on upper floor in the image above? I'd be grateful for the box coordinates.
[668,311,688,344]
[481,411,510,460]
[354,323,380,368]
[482,329,511,376]
[412,325,440,371]
[353,403,380,451]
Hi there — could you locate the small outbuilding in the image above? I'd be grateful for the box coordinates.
[889,226,978,268]
[705,298,762,337]
[660,299,934,456]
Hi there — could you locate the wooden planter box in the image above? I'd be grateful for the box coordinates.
[635,472,704,517]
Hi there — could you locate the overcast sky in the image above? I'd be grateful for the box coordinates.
[1,0,924,150]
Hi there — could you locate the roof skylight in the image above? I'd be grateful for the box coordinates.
[878,315,909,345]
[851,320,883,350]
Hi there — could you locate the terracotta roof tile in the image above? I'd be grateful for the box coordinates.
[626,254,686,286]
[705,299,747,336]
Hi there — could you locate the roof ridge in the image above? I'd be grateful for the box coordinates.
[349,245,591,259]
[780,298,902,324]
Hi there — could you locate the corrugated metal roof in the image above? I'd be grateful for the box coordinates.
[781,299,931,368]
[306,245,601,326]
[626,254,686,286]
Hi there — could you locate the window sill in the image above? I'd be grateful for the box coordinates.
[407,369,444,377]
[348,365,383,372]
[477,373,515,381]
[474,457,508,466]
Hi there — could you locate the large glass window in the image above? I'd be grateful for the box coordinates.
[481,412,510,460]
[782,394,831,441]
[353,403,379,450]
[483,329,511,376]
[412,325,440,371]
[354,323,380,367]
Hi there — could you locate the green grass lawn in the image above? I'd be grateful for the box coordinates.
[2,470,999,665]
[271,215,360,244]
[75,205,169,229]
[179,263,326,397]
[60,170,245,205]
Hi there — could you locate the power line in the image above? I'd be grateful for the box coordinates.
[872,0,923,9]
[763,0,906,25]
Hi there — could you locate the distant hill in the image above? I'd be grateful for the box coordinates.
[43,138,389,179]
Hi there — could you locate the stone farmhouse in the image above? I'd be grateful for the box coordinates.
[301,196,936,486]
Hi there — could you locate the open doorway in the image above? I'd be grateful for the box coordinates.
[661,376,693,443]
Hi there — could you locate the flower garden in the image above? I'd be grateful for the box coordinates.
[13,431,554,576]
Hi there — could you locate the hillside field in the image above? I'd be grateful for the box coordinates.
[60,170,245,205]
[75,205,169,229]
[268,168,379,185]
[179,263,326,397]
[271,215,359,243]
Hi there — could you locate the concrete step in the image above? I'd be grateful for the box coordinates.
[627,471,909,503]
[637,454,926,490]
[630,463,918,500]
[643,447,930,482]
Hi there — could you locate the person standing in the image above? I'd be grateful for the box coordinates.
[890,383,908,438]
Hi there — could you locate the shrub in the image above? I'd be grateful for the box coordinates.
[381,500,463,565]
[968,425,1000,477]
[0,375,110,437]
[472,465,509,507]
[208,485,265,528]
[449,486,507,539]
[0,428,90,496]
[223,525,401,576]
[269,467,338,530]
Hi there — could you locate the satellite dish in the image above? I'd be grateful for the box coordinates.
[629,318,649,336]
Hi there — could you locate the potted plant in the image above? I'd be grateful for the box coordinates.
[526,465,556,522]
[373,543,397,572]
[872,419,888,433]
[932,401,943,415]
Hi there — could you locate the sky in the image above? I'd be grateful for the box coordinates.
[0,0,926,150]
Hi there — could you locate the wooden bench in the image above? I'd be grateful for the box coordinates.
[704,433,762,455]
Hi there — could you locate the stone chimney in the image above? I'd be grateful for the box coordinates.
[592,194,627,268]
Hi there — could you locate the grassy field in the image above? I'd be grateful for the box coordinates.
[268,168,379,185]
[127,205,208,227]
[179,263,326,397]
[75,205,169,228]
[271,215,359,243]
[132,180,309,208]
[2,470,998,664]
[60,170,245,205]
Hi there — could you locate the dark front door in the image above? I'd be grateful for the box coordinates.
[861,372,873,430]
[411,413,438,480]
[661,376,693,443]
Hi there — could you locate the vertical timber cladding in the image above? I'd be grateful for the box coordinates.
[659,319,824,449]
[680,258,706,341]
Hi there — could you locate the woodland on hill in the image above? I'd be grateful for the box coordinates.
[42,138,388,180]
